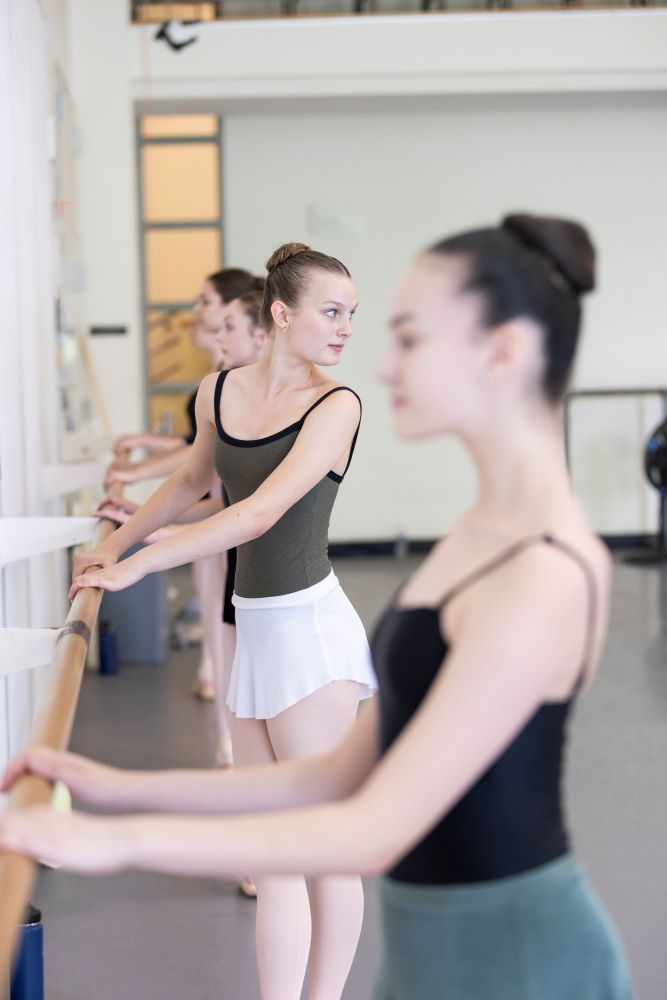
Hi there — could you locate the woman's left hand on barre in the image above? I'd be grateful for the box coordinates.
[69,556,145,601]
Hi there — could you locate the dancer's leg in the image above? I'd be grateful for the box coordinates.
[193,553,226,719]
[267,681,365,1000]
[215,622,237,765]
[191,557,214,694]
[232,715,312,1000]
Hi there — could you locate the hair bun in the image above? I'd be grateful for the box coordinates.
[265,243,311,274]
[501,213,596,295]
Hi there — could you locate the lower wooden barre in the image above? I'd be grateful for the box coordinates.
[0,509,119,982]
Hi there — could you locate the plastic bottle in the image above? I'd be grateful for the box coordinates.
[11,903,44,1000]
[99,619,119,675]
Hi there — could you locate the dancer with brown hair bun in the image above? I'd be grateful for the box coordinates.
[32,242,376,1000]
[213,247,376,994]
[109,268,259,487]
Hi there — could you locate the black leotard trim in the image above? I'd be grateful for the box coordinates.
[213,369,361,482]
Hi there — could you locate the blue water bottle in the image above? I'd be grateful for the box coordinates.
[11,903,44,1000]
[99,619,119,675]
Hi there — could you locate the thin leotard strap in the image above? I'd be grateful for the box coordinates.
[213,369,229,439]
[214,375,361,479]
[302,386,362,480]
[301,385,361,421]
[543,535,598,694]
[341,419,362,478]
[436,533,598,694]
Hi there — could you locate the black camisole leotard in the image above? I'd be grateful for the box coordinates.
[371,533,597,886]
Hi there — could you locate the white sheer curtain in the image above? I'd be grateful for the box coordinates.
[0,0,64,777]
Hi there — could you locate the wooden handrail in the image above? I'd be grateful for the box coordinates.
[0,494,122,982]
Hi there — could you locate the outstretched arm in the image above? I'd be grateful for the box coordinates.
[113,431,186,456]
[0,703,381,874]
[2,700,379,815]
[97,496,225,543]
[0,548,599,877]
[105,444,194,488]
[73,376,222,577]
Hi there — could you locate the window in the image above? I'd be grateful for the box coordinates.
[137,114,223,433]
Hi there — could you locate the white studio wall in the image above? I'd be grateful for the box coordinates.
[64,3,667,540]
[66,0,143,439]
[222,95,667,539]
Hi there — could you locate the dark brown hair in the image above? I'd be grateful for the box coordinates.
[207,267,258,304]
[260,242,351,330]
[236,278,265,330]
[429,213,596,403]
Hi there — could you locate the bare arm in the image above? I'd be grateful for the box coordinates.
[114,432,186,456]
[1,701,379,815]
[97,497,225,542]
[105,444,193,487]
[0,550,598,878]
[73,376,222,576]
[147,497,225,540]
[172,497,224,524]
[131,547,596,877]
[71,386,361,595]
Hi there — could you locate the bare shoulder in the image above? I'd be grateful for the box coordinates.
[186,374,223,441]
[194,372,221,422]
[212,364,263,407]
[494,533,610,606]
[309,377,361,414]
[320,374,350,389]
[222,364,261,390]
[551,532,611,602]
[197,371,221,400]
[443,531,611,656]
[297,383,361,451]
[471,534,611,694]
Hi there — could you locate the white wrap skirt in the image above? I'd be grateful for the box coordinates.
[227,571,378,719]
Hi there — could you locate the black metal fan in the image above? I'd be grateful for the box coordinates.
[646,417,667,495]
[625,416,667,564]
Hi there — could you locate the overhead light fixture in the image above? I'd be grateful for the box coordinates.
[154,19,199,51]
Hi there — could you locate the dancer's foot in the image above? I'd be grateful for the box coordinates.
[216,738,234,769]
[238,877,257,898]
[192,678,215,702]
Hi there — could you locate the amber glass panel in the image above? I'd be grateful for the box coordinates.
[149,391,194,438]
[147,310,213,385]
[145,228,220,303]
[141,114,219,139]
[142,143,219,223]
[134,5,219,26]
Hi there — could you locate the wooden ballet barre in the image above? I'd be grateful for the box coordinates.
[0,477,125,987]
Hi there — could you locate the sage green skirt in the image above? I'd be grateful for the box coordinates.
[373,855,632,1000]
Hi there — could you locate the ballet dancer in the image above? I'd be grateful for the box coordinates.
[1,218,631,999]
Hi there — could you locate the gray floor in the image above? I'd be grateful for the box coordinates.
[34,556,666,1000]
